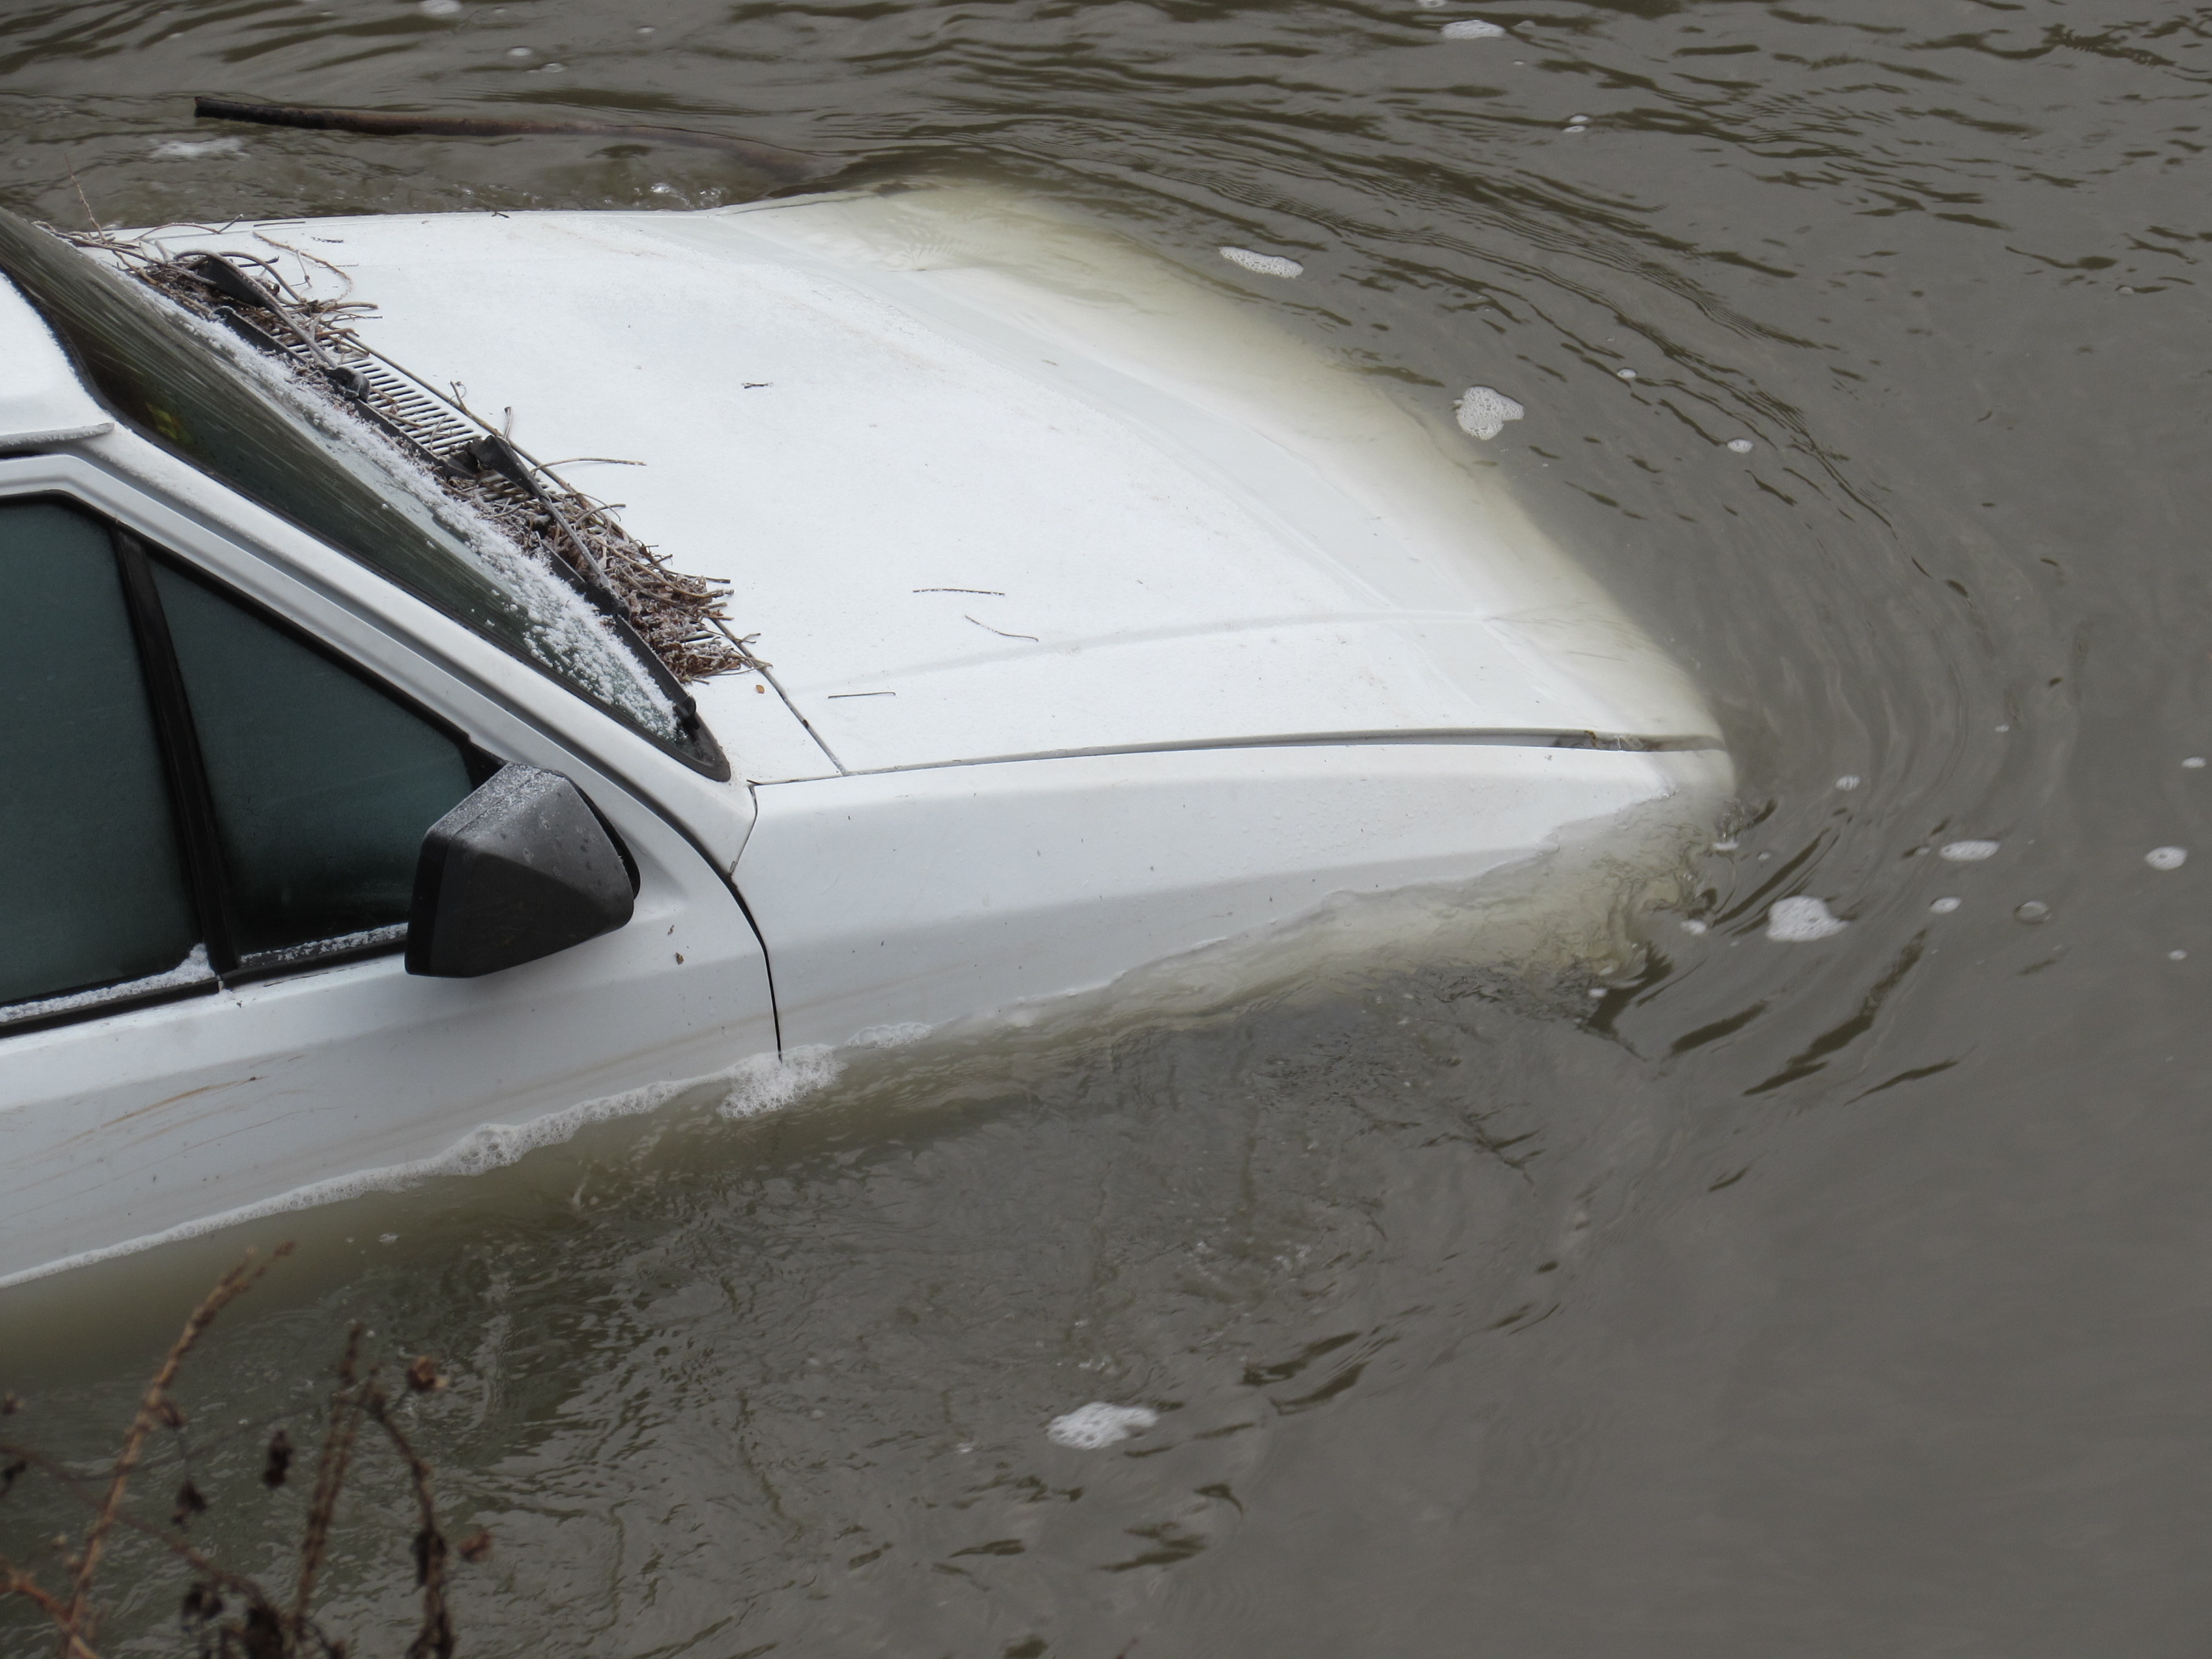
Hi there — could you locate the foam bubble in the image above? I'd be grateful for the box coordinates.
[1712,837,1740,851]
[1767,895,1848,942]
[1616,367,1637,379]
[2185,757,2207,770]
[2147,846,2188,870]
[1726,438,1756,454]
[2016,900,2051,923]
[717,1046,843,1119]
[2172,950,2190,961]
[1836,775,1861,790]
[1939,840,2000,862]
[1680,918,1708,935]
[1047,1402,1159,1449]
[1930,896,1962,914]
[150,137,243,159]
[1456,385,1525,440]
[1441,19,1507,37]
[849,1022,933,1049]
[420,0,460,14]
[506,44,533,57]
[1219,246,1304,279]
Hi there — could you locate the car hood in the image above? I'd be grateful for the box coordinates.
[133,191,1723,781]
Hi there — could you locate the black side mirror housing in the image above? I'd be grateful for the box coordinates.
[405,763,636,978]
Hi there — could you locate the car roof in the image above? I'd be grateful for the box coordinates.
[0,271,112,449]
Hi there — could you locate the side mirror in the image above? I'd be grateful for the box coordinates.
[405,763,636,978]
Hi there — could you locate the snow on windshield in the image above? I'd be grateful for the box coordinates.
[167,298,682,740]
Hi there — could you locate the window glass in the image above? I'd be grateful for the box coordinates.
[0,207,725,776]
[0,502,200,1007]
[151,559,477,961]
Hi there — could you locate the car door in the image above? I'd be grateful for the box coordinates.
[0,487,778,1285]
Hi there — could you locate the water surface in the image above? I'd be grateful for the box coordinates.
[5,1,2212,1653]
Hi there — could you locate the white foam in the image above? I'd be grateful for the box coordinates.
[716,1046,843,1119]
[1441,19,1507,37]
[1835,775,1861,790]
[1047,1402,1159,1449]
[1930,896,1961,914]
[1218,246,1304,279]
[1939,840,2000,862]
[1455,385,1525,440]
[2185,757,2207,770]
[2171,950,2189,961]
[420,0,461,14]
[2016,900,2050,923]
[2147,846,2188,871]
[0,1040,843,1291]
[1679,918,1708,935]
[1616,367,1636,379]
[849,1022,934,1049]
[1767,895,1848,942]
[150,138,243,160]
[1726,438,1756,454]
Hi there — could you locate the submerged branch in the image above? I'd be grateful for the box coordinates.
[60,1243,292,1652]
[2,1253,487,1657]
[193,97,830,184]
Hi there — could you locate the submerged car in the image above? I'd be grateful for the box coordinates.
[0,187,1730,1287]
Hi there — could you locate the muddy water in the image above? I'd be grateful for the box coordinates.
[6,1,2212,1653]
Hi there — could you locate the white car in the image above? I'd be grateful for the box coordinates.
[0,186,1729,1287]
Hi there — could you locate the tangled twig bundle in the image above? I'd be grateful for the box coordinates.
[57,226,762,686]
[0,1247,491,1658]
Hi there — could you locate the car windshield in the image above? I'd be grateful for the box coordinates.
[0,209,724,776]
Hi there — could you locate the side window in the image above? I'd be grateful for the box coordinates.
[0,502,203,1013]
[0,496,485,1027]
[149,560,477,964]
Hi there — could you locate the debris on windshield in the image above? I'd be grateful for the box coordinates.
[56,226,760,684]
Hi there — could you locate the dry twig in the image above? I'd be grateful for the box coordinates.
[60,1243,293,1650]
[50,225,764,687]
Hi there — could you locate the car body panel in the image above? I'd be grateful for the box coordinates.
[0,190,1731,1284]
[130,192,1716,783]
[0,452,776,1287]
[742,742,1728,1049]
[0,276,110,445]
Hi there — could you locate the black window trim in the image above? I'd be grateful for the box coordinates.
[0,493,497,1036]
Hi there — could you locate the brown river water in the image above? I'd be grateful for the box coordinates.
[5,1,2212,1653]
